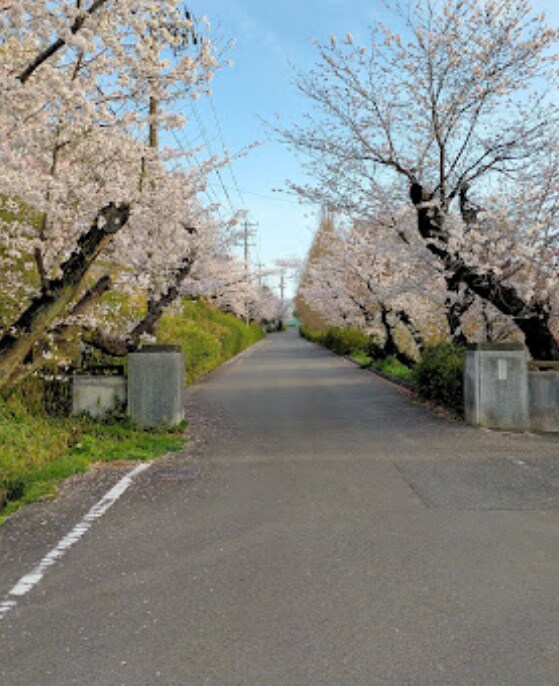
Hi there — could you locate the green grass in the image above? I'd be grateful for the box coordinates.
[0,395,185,523]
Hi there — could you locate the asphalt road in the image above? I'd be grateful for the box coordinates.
[3,329,559,684]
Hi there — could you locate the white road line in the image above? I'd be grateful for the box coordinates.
[0,462,151,621]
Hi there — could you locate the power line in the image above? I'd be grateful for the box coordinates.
[222,188,308,206]
[208,93,246,209]
[189,101,237,215]
[170,128,222,208]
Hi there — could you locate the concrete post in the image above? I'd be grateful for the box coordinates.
[464,343,529,431]
[128,345,185,428]
[529,371,559,433]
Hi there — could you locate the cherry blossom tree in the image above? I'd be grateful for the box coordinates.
[197,257,284,326]
[81,200,244,356]
[0,1,228,388]
[280,0,559,359]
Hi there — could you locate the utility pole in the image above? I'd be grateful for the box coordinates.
[141,5,197,189]
[279,270,286,304]
[274,257,300,304]
[255,262,265,288]
[242,220,258,273]
[241,219,258,326]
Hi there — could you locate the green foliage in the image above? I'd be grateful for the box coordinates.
[413,343,466,413]
[0,395,184,521]
[158,300,264,385]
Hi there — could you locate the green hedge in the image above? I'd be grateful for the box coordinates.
[300,327,325,345]
[413,343,466,414]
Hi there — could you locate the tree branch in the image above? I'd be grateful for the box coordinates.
[18,0,109,84]
[84,250,197,356]
[0,202,130,389]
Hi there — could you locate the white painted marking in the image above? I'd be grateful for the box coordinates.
[0,462,150,620]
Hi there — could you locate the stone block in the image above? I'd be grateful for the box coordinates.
[464,344,529,431]
[72,375,127,419]
[128,345,185,428]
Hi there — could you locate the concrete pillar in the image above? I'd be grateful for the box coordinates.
[529,371,559,433]
[128,345,185,428]
[464,343,529,431]
[72,375,127,419]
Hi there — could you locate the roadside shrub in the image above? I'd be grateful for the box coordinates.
[349,350,372,367]
[158,314,226,384]
[413,343,466,413]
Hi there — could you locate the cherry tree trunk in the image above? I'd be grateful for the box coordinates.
[410,184,559,361]
[378,305,415,367]
[83,252,196,356]
[0,203,130,390]
[445,276,474,348]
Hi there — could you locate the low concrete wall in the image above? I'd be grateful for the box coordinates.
[464,344,529,431]
[128,345,185,428]
[529,371,559,433]
[72,375,127,419]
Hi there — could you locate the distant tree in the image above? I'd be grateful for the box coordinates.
[295,209,339,331]
[299,208,447,361]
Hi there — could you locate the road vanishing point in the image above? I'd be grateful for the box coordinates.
[2,329,559,685]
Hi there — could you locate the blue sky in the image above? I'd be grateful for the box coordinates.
[186,0,559,297]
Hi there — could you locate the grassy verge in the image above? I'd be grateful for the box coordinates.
[0,395,185,523]
[0,301,264,522]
